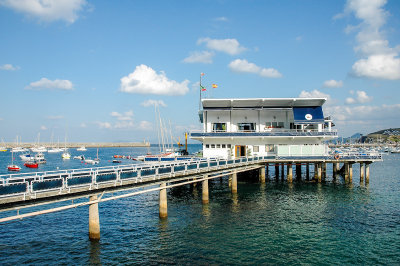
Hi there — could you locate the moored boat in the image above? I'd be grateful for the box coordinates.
[77,146,87,151]
[7,165,21,171]
[24,160,39,168]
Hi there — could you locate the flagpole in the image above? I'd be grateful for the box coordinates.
[199,73,202,111]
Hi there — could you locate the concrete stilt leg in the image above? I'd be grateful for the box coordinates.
[322,163,326,180]
[159,182,168,218]
[314,163,318,180]
[365,163,370,184]
[231,172,237,194]
[349,163,353,183]
[317,163,322,183]
[259,166,266,183]
[202,178,209,204]
[275,164,279,180]
[306,163,310,181]
[296,163,301,180]
[89,195,100,240]
[344,163,349,183]
[360,163,365,183]
[266,164,269,180]
[281,163,285,180]
[287,163,293,183]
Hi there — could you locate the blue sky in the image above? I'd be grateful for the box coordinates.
[0,0,399,143]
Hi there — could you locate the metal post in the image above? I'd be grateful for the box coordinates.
[159,182,168,218]
[89,195,100,240]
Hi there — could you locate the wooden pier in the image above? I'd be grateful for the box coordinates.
[0,153,382,240]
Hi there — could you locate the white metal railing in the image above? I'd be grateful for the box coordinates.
[192,129,337,134]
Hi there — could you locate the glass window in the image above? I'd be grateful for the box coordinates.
[227,144,231,148]
[206,144,209,148]
[253,146,259,152]
[212,123,227,131]
[216,144,221,148]
[265,144,275,152]
[211,144,215,148]
[238,123,255,131]
[222,144,226,148]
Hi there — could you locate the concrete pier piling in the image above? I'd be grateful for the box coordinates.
[306,163,310,181]
[281,163,285,180]
[349,163,353,183]
[287,163,293,183]
[360,163,365,183]
[266,164,269,179]
[231,172,238,194]
[89,195,100,240]
[159,182,168,218]
[317,163,322,183]
[365,163,370,184]
[314,163,318,180]
[202,178,209,204]
[275,164,279,180]
[259,166,266,183]
[296,163,301,180]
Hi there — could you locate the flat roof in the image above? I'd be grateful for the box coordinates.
[202,98,326,108]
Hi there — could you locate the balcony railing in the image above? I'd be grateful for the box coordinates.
[190,129,338,137]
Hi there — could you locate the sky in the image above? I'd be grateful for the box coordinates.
[0,0,399,144]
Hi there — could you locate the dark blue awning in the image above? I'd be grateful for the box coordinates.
[293,106,324,124]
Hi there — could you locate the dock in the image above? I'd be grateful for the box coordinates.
[0,153,382,240]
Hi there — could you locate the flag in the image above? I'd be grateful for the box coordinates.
[201,72,205,76]
[200,85,206,91]
[212,84,218,88]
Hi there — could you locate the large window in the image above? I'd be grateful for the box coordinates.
[265,122,284,129]
[212,123,227,131]
[238,123,255,131]
[265,144,275,152]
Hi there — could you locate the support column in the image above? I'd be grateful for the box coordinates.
[287,163,293,183]
[266,164,269,180]
[365,163,370,184]
[333,163,337,181]
[202,178,209,204]
[231,172,237,194]
[322,163,326,180]
[314,163,318,180]
[349,163,353,183]
[360,163,365,183]
[344,163,349,183]
[296,163,302,180]
[89,195,100,240]
[281,163,285,180]
[259,166,266,183]
[317,163,322,183]
[275,164,279,180]
[306,163,310,181]
[159,182,168,218]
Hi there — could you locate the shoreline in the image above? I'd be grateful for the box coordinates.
[3,142,150,148]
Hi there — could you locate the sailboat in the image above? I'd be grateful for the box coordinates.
[7,150,21,171]
[85,148,100,164]
[61,134,71,159]
[48,135,63,153]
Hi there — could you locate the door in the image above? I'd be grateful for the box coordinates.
[235,145,246,157]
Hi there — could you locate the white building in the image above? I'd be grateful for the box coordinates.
[190,98,337,159]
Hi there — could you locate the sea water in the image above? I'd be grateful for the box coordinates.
[0,147,399,265]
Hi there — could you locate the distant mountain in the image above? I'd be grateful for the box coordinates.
[368,128,400,136]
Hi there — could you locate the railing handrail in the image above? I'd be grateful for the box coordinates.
[191,128,338,133]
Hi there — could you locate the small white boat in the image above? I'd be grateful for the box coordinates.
[84,158,99,165]
[7,150,21,171]
[48,148,63,153]
[77,146,87,151]
[62,151,71,159]
[34,153,46,164]
[12,147,28,152]
[73,155,85,160]
[20,153,33,161]
[30,146,47,153]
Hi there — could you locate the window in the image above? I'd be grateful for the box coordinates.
[222,144,226,148]
[216,144,221,148]
[206,144,210,148]
[253,146,259,152]
[238,123,255,131]
[266,122,284,128]
[265,144,275,152]
[211,144,215,148]
[227,144,231,148]
[212,123,227,131]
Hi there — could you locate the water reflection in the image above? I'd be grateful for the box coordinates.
[89,240,101,265]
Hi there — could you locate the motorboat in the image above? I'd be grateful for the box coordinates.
[62,151,71,159]
[11,147,28,152]
[48,147,63,153]
[30,146,47,153]
[84,158,99,165]
[77,146,87,151]
[20,153,33,161]
[73,155,85,160]
[24,160,39,168]
[34,153,47,164]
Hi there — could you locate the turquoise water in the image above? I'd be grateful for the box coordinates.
[0,148,399,265]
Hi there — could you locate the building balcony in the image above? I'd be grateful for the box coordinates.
[190,129,338,138]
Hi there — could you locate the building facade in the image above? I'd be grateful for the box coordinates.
[190,98,337,159]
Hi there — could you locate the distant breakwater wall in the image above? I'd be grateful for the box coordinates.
[4,142,150,148]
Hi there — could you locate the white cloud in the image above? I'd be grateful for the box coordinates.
[228,59,282,78]
[214,17,228,22]
[110,110,133,121]
[346,90,372,104]
[340,0,400,80]
[114,121,134,129]
[26,78,74,90]
[120,64,189,96]
[197,37,246,55]
[322,79,343,88]
[0,0,87,23]
[40,125,47,130]
[345,97,356,104]
[0,64,19,71]
[141,99,167,107]
[96,122,112,129]
[80,123,87,128]
[138,121,152,131]
[183,51,214,64]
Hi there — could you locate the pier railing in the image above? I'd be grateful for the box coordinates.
[190,129,338,137]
